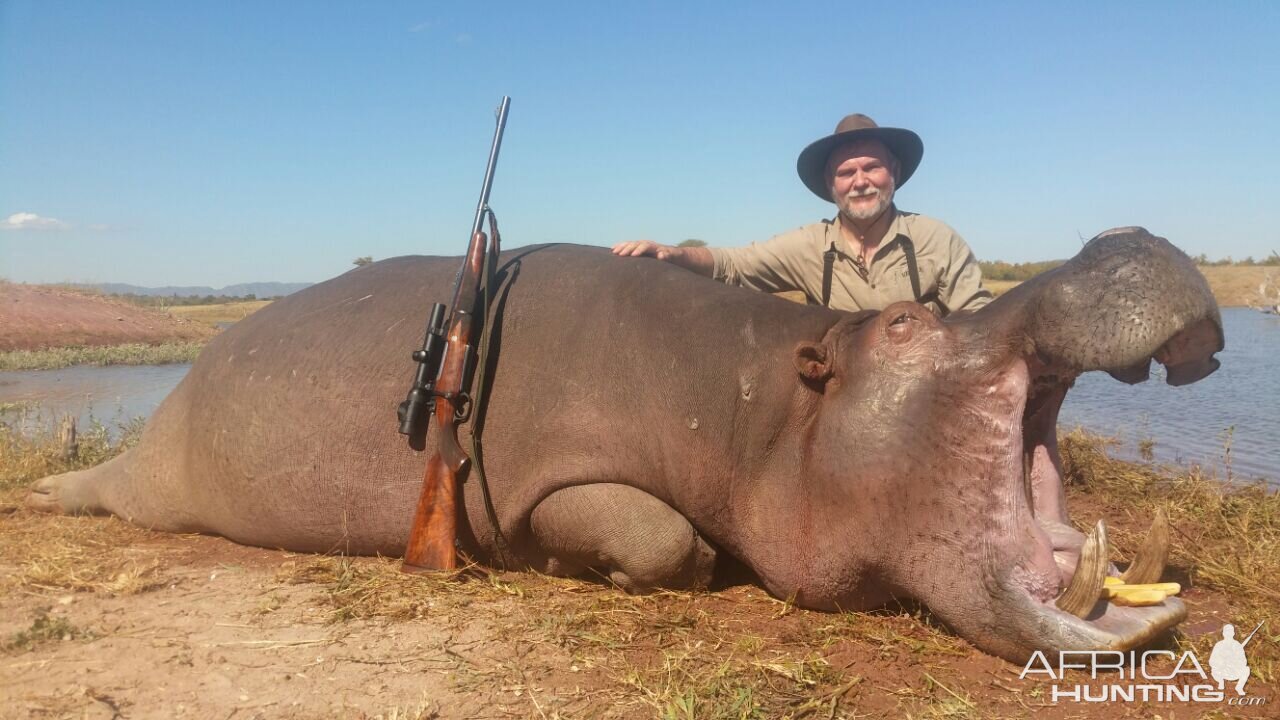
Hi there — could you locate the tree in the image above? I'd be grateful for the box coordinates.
[677,239,707,248]
[353,256,373,267]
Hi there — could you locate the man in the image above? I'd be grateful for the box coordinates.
[611,114,992,316]
[1209,624,1251,696]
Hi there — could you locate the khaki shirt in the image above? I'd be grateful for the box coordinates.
[708,210,993,316]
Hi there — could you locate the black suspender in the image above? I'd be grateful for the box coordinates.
[821,242,837,308]
[822,235,945,313]
[901,237,922,303]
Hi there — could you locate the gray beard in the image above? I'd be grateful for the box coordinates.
[838,185,895,223]
[834,178,896,222]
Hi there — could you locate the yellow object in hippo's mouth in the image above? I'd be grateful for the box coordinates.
[1107,589,1169,607]
[1103,582,1182,607]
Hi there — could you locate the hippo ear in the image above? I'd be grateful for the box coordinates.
[793,342,833,383]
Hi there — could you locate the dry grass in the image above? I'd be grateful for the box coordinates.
[0,412,144,494]
[270,554,969,717]
[1196,265,1278,308]
[4,513,167,596]
[1060,428,1280,603]
[3,409,1276,716]
[167,299,271,325]
[984,280,1020,298]
[1060,428,1279,684]
[0,409,167,598]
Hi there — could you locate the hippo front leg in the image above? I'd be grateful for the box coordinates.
[528,484,716,591]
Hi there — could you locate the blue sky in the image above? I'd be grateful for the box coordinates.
[2,1,1277,287]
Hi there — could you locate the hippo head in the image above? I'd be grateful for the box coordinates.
[793,227,1222,662]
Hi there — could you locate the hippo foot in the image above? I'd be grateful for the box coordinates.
[27,470,108,516]
[529,483,716,592]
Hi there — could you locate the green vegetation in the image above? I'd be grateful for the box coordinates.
[3,609,93,653]
[114,292,273,307]
[0,342,204,371]
[1192,251,1280,267]
[46,282,271,308]
[978,259,1065,282]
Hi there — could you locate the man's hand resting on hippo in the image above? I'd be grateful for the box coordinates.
[611,240,714,277]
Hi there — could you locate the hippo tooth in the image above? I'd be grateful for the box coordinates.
[1121,508,1170,585]
[1055,520,1108,618]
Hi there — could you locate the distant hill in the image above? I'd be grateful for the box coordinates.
[85,281,312,298]
[0,281,217,352]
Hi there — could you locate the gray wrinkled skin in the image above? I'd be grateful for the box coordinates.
[31,227,1222,661]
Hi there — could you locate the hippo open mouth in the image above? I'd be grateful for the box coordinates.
[820,228,1227,662]
[1003,353,1194,658]
[913,232,1225,661]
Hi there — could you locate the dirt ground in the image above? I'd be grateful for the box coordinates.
[1,489,1273,720]
[0,283,215,352]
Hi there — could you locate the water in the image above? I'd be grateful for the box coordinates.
[0,364,190,438]
[2,308,1276,481]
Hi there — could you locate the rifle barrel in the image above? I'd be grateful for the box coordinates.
[1241,620,1265,647]
[469,96,511,240]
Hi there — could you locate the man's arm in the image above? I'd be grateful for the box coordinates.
[940,233,993,313]
[613,227,817,297]
[611,240,714,276]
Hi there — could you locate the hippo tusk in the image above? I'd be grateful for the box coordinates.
[1121,508,1170,585]
[1056,520,1108,618]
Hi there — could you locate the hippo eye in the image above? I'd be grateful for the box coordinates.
[890,312,912,326]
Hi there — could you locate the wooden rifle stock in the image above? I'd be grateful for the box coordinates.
[402,232,487,572]
[400,95,509,574]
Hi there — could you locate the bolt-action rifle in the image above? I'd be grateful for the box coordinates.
[398,96,510,572]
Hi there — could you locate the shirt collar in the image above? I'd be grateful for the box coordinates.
[824,206,907,260]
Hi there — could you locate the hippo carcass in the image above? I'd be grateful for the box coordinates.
[31,227,1223,662]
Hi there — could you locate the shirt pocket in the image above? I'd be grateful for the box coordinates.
[898,260,941,301]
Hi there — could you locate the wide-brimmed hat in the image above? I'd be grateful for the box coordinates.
[796,114,924,201]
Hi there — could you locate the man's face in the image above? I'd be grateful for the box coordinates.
[827,140,898,223]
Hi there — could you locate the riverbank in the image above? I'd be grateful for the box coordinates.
[0,342,205,372]
[0,281,217,354]
[0,281,244,370]
[1,417,1274,717]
